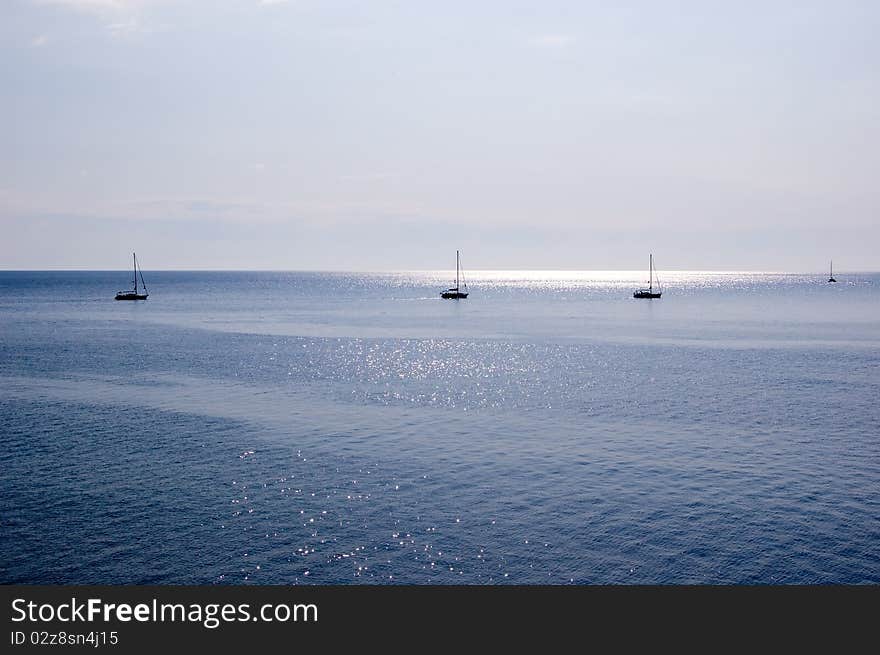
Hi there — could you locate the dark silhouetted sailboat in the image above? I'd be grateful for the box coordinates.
[441,250,469,299]
[115,252,149,300]
[633,254,662,299]
[828,260,836,283]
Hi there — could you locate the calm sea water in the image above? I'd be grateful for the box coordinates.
[1,270,878,584]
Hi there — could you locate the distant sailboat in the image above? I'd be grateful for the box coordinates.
[441,250,469,299]
[115,252,149,300]
[633,254,662,299]
[828,260,836,283]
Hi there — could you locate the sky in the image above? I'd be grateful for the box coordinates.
[1,0,878,270]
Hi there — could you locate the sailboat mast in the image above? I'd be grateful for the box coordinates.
[133,253,137,292]
[137,255,147,295]
[649,254,653,291]
[456,250,460,289]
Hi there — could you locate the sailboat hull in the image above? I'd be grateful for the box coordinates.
[441,291,468,299]
[633,291,661,299]
[115,292,148,300]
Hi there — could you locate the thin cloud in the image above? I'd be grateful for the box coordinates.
[338,172,398,182]
[33,0,163,38]
[34,0,133,9]
[31,1,168,16]
[106,19,140,38]
[528,34,576,48]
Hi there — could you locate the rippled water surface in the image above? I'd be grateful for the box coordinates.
[1,270,878,584]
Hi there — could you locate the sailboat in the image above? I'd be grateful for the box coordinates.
[633,254,662,299]
[828,260,836,283]
[115,252,149,300]
[440,250,469,299]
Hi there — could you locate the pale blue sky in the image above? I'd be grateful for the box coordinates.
[2,0,878,270]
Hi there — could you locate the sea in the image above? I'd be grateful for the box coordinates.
[1,270,878,584]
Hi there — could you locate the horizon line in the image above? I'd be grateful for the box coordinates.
[0,268,874,274]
